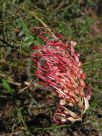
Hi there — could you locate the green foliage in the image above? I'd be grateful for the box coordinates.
[0,79,14,94]
[17,17,35,47]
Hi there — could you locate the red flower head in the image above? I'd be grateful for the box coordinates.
[32,33,91,124]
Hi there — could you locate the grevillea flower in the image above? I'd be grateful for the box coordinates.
[32,32,91,124]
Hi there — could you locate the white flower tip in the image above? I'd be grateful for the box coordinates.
[60,99,66,105]
[61,117,67,122]
[70,41,77,47]
[84,97,89,113]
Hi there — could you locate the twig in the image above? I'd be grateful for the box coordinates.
[18,86,29,94]
[83,58,102,66]
[20,7,57,39]
[0,72,21,86]
[87,78,102,83]
[54,1,64,12]
[17,108,31,135]
[91,86,102,94]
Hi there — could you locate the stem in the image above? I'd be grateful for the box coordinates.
[33,124,70,131]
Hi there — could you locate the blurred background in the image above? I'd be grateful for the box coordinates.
[0,0,102,136]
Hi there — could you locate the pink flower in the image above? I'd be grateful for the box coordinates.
[32,33,91,124]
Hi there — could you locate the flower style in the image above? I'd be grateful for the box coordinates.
[32,33,91,124]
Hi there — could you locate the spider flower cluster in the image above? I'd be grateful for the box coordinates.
[32,33,91,124]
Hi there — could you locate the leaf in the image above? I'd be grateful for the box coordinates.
[17,17,30,35]
[1,79,14,94]
[24,35,34,46]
